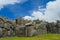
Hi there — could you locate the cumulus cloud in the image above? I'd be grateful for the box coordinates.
[24,0,60,22]
[23,16,32,20]
[43,0,60,22]
[0,0,27,10]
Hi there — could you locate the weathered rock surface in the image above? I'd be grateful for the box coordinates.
[0,17,60,37]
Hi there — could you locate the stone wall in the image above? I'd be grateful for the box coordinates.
[0,17,60,37]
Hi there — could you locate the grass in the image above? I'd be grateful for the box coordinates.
[0,34,60,40]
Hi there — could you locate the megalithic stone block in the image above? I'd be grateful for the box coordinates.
[0,28,3,37]
[25,23,34,37]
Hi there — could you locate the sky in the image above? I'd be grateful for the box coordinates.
[0,0,60,22]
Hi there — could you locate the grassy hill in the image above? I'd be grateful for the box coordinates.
[0,34,60,40]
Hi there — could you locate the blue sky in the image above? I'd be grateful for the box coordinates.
[0,0,54,20]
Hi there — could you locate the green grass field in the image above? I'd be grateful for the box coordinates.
[0,34,60,40]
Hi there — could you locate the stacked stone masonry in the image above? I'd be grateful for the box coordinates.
[0,17,60,37]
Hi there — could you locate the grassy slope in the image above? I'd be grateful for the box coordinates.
[0,34,60,40]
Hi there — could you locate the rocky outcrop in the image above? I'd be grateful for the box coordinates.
[0,17,60,37]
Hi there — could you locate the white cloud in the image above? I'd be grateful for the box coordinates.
[23,16,32,20]
[43,0,60,22]
[0,0,27,10]
[24,0,60,22]
[31,11,44,20]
